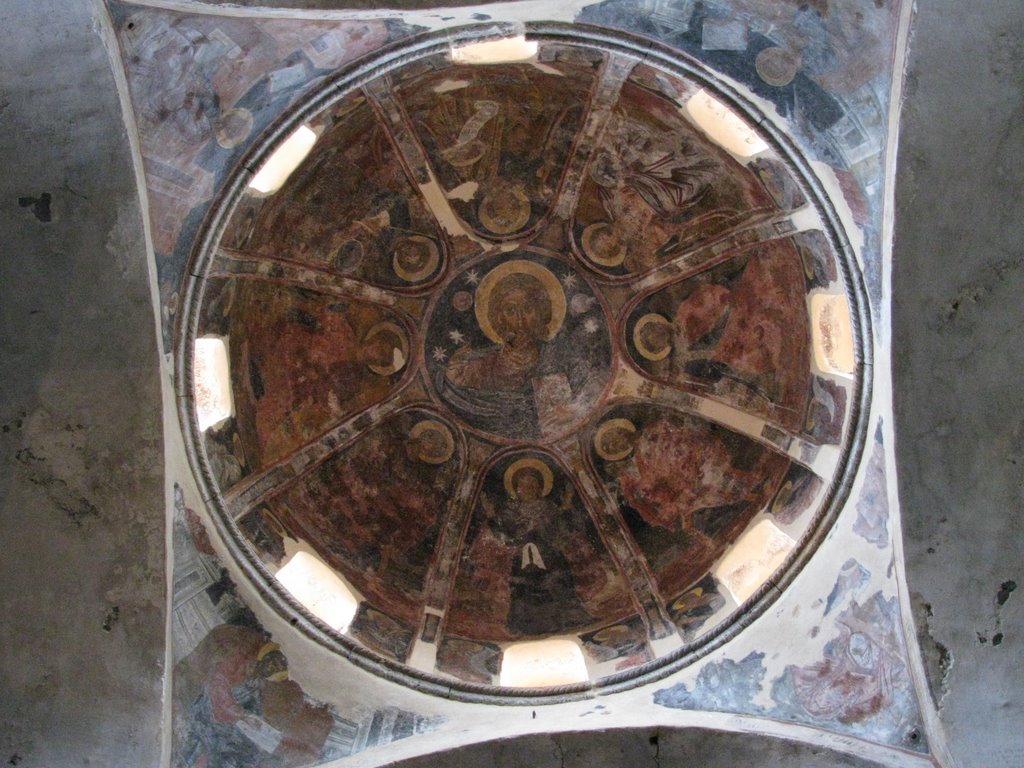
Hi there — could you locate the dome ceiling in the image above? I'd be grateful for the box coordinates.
[183,32,864,696]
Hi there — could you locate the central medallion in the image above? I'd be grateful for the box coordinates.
[425,249,613,442]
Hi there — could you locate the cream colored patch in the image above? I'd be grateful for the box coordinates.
[418,178,488,247]
[446,180,479,201]
[451,35,538,64]
[434,78,471,94]
[698,397,765,442]
[811,293,856,375]
[714,519,795,604]
[684,89,768,158]
[499,638,588,687]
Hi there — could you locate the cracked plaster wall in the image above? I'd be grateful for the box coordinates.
[893,0,1024,766]
[0,1,166,767]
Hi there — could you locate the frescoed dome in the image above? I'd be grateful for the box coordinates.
[181,29,866,699]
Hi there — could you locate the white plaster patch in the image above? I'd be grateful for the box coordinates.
[248,125,317,195]
[434,78,471,93]
[500,638,588,687]
[451,35,537,64]
[275,549,359,632]
[684,89,769,158]
[193,336,233,431]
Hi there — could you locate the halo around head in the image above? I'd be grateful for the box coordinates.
[633,313,673,362]
[364,320,409,376]
[478,185,531,235]
[409,420,456,464]
[503,457,555,499]
[475,259,567,344]
[581,222,627,267]
[594,418,638,461]
[392,235,440,283]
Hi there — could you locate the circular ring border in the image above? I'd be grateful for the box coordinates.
[174,21,874,706]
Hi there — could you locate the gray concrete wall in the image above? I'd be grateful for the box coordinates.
[894,0,1024,766]
[0,2,166,767]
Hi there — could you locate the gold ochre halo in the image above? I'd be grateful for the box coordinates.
[364,320,409,376]
[475,259,567,344]
[478,186,531,235]
[503,457,554,499]
[633,313,673,362]
[594,417,638,461]
[392,235,440,283]
[410,419,456,465]
[581,222,627,267]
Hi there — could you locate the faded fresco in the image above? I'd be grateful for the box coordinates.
[665,573,728,639]
[624,238,811,431]
[394,49,602,240]
[425,251,613,441]
[586,404,789,599]
[655,581,923,750]
[854,426,891,547]
[258,409,463,629]
[108,2,412,350]
[772,592,920,742]
[227,90,448,289]
[170,485,438,767]
[570,67,784,279]
[445,451,635,641]
[105,0,886,700]
[204,278,414,475]
[578,0,899,316]
[177,36,862,685]
[100,0,938,757]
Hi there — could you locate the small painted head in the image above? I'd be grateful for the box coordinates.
[360,323,408,375]
[255,642,289,682]
[512,466,545,503]
[478,182,531,235]
[392,235,438,282]
[581,222,627,267]
[638,319,672,358]
[599,425,637,461]
[406,420,455,465]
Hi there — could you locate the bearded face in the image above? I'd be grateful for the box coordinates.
[489,274,552,347]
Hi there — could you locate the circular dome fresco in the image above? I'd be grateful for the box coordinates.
[180,26,869,700]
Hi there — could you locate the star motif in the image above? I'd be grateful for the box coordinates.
[448,329,466,344]
[465,270,480,285]
[562,273,578,289]
[432,346,448,362]
[583,317,599,334]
